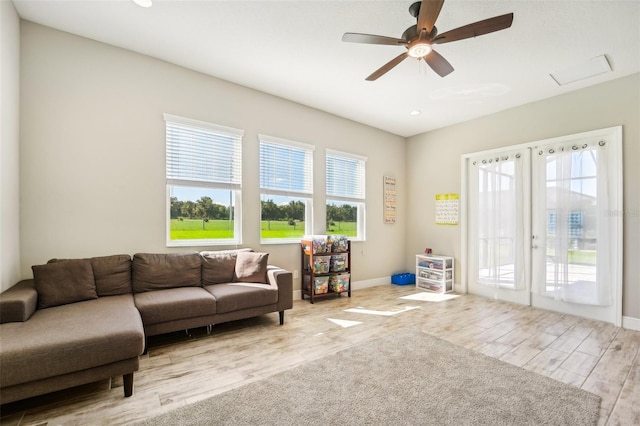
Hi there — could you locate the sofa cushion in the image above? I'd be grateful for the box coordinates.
[32,260,98,309]
[234,252,269,283]
[132,252,201,293]
[204,283,277,313]
[0,294,144,388]
[91,254,132,296]
[48,255,132,297]
[201,248,253,285]
[134,287,216,325]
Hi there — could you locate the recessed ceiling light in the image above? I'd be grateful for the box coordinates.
[409,110,421,116]
[550,55,612,86]
[132,0,152,8]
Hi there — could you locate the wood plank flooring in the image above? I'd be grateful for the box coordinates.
[1,285,639,425]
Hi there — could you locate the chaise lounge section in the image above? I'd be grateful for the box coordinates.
[0,255,144,404]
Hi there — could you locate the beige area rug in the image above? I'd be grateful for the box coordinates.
[137,329,600,425]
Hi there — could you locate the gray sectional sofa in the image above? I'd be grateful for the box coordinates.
[0,249,293,404]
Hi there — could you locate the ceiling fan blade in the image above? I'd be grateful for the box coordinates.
[423,49,454,77]
[366,52,409,81]
[342,32,407,46]
[417,0,445,34]
[432,13,514,44]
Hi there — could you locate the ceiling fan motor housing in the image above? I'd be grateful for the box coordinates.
[402,24,438,42]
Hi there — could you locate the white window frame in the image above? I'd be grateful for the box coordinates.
[164,113,243,247]
[259,134,314,244]
[326,149,367,241]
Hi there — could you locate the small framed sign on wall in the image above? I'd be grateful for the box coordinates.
[435,193,459,225]
[383,176,396,224]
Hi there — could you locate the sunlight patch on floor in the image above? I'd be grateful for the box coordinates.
[400,292,460,302]
[327,318,363,328]
[343,306,421,316]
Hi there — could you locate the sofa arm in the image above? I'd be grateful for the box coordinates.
[0,280,38,323]
[266,265,293,312]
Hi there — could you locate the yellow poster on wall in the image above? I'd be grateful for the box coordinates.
[435,193,459,225]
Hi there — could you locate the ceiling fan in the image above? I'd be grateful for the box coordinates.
[342,0,514,81]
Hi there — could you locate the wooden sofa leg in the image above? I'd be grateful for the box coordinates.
[279,311,284,325]
[123,373,134,397]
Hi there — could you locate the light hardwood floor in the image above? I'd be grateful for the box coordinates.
[1,285,639,425]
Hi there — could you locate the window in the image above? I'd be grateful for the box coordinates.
[326,149,367,240]
[165,114,243,246]
[259,135,314,243]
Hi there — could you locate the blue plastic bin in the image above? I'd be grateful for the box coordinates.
[391,273,415,285]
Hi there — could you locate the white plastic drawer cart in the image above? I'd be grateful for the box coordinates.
[415,254,454,293]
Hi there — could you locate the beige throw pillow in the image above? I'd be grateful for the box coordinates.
[234,252,269,283]
[201,249,253,285]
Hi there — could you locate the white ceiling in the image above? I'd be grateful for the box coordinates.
[12,0,640,137]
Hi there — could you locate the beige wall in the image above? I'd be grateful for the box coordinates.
[406,73,640,320]
[0,0,21,293]
[15,20,639,321]
[19,22,407,290]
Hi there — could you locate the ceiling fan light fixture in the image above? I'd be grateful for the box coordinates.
[407,42,432,58]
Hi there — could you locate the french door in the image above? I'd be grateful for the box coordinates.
[464,126,622,325]
[466,148,531,306]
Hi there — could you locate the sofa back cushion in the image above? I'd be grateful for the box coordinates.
[132,252,202,293]
[200,248,253,285]
[234,252,269,283]
[32,259,98,309]
[90,255,132,296]
[48,255,133,297]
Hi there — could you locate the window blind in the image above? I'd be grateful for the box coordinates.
[259,135,314,198]
[326,150,366,201]
[165,115,242,188]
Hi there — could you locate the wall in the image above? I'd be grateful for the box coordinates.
[406,73,640,321]
[19,22,407,290]
[0,0,21,292]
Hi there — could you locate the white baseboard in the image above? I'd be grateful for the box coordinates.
[352,276,391,290]
[293,276,390,301]
[622,316,640,331]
